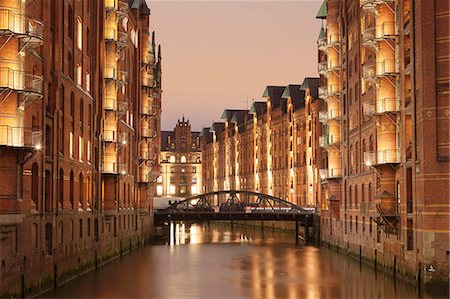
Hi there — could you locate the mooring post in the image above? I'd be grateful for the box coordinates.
[295,221,299,244]
[172,221,176,244]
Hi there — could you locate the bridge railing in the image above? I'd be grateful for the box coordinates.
[161,190,310,214]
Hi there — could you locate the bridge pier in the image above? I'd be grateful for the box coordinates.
[295,221,299,244]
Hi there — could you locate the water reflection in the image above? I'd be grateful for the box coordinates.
[44,222,445,299]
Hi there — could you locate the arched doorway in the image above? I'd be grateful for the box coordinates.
[45,170,52,212]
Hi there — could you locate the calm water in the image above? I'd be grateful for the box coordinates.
[43,223,444,299]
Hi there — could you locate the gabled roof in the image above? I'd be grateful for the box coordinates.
[209,122,225,134]
[161,131,174,150]
[230,110,249,125]
[300,77,320,99]
[318,27,326,40]
[249,101,267,116]
[199,127,213,143]
[262,86,286,108]
[221,109,247,121]
[316,0,327,19]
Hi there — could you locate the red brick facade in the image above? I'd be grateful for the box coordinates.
[0,0,162,296]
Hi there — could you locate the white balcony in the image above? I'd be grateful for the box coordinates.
[0,126,42,148]
[317,36,327,52]
[319,134,340,148]
[103,130,127,144]
[362,22,397,46]
[363,60,398,82]
[320,168,342,180]
[103,162,127,175]
[364,149,400,166]
[0,10,43,46]
[104,28,128,49]
[319,84,340,100]
[104,65,127,84]
[319,109,340,122]
[360,0,395,10]
[363,98,399,116]
[0,68,43,97]
[318,61,328,75]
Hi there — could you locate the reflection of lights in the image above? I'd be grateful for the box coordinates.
[35,144,42,150]
[190,199,197,205]
[365,161,372,167]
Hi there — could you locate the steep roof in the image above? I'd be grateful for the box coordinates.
[316,0,327,19]
[161,131,174,151]
[249,101,267,116]
[230,110,249,125]
[221,109,248,121]
[209,122,225,134]
[199,127,213,143]
[262,86,286,108]
[300,77,320,99]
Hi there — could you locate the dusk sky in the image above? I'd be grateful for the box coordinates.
[147,1,324,131]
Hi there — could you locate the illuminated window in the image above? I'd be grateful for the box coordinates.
[169,185,176,195]
[157,176,163,183]
[77,17,82,50]
[69,132,74,158]
[79,137,83,161]
[76,64,82,86]
[156,185,163,195]
[191,185,197,195]
[181,156,186,163]
[86,72,90,92]
[87,140,91,162]
[169,155,175,163]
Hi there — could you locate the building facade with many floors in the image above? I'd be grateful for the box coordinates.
[200,0,449,285]
[158,117,202,198]
[0,0,162,296]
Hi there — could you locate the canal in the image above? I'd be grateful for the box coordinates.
[43,222,444,298]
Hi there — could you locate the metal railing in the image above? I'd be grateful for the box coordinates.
[360,0,395,8]
[0,125,42,147]
[103,130,127,143]
[364,149,400,166]
[327,33,340,47]
[103,162,127,174]
[104,65,127,83]
[375,59,398,76]
[319,109,340,122]
[319,134,340,147]
[104,97,117,110]
[141,75,154,88]
[104,28,128,46]
[0,10,43,40]
[318,61,327,75]
[0,67,43,95]
[363,98,399,115]
[318,86,328,100]
[363,22,396,45]
[317,36,327,51]
[319,168,341,180]
[141,105,152,115]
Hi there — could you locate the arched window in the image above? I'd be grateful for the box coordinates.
[369,135,374,151]
[45,170,52,212]
[169,155,175,163]
[349,186,353,207]
[59,169,64,209]
[70,170,74,209]
[94,218,99,242]
[31,163,39,208]
[368,183,373,203]
[79,172,84,210]
[361,184,365,204]
[181,156,187,163]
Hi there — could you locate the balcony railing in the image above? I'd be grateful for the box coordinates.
[360,0,395,9]
[362,22,397,45]
[319,134,340,147]
[319,168,342,180]
[104,65,127,83]
[318,86,327,100]
[0,125,42,148]
[363,59,398,81]
[141,75,154,88]
[103,130,127,144]
[327,33,340,48]
[104,28,128,47]
[318,35,327,51]
[103,162,127,175]
[364,149,400,166]
[363,98,399,116]
[319,109,340,122]
[141,105,153,116]
[142,128,156,139]
[318,61,327,75]
[0,67,43,96]
[0,10,43,42]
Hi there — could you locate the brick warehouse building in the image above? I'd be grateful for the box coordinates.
[200,0,449,286]
[158,117,202,198]
[0,0,162,296]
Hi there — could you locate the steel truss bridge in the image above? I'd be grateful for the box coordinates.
[154,190,315,236]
